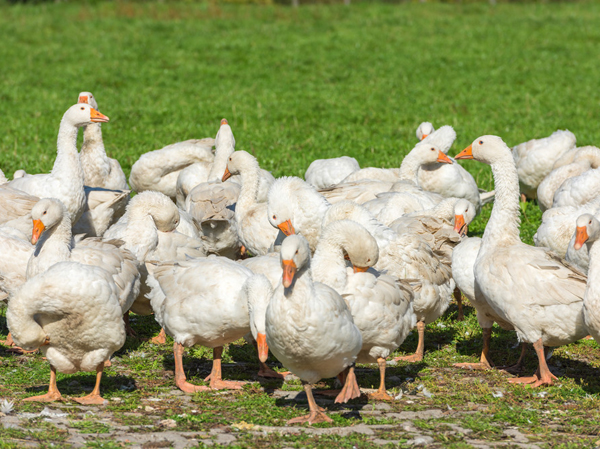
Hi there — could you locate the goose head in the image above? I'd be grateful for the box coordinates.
[321,220,379,273]
[215,118,235,150]
[77,91,99,110]
[409,126,456,165]
[574,214,600,250]
[245,274,273,363]
[31,198,68,244]
[63,102,109,127]
[416,122,435,141]
[280,234,311,288]
[453,199,477,236]
[455,135,509,165]
[127,191,180,232]
[222,150,256,181]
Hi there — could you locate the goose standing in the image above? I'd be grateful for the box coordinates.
[8,103,109,223]
[265,235,362,424]
[455,136,587,386]
[77,92,128,190]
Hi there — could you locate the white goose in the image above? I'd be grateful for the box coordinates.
[7,261,124,404]
[223,150,279,256]
[304,156,360,189]
[311,220,416,400]
[537,146,600,212]
[77,92,128,190]
[552,165,600,210]
[265,235,362,424]
[512,129,576,200]
[8,103,109,223]
[455,136,587,386]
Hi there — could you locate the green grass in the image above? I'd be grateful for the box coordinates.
[2,1,600,447]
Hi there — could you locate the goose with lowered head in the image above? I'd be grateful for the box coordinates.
[8,103,109,223]
[77,92,128,190]
[304,156,360,189]
[265,235,362,424]
[455,136,587,386]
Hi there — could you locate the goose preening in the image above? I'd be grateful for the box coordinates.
[265,235,362,424]
[77,92,128,191]
[8,103,109,223]
[511,129,576,200]
[456,136,587,386]
[304,156,360,189]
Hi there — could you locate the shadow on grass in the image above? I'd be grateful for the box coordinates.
[24,373,137,398]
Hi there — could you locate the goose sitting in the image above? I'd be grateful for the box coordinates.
[265,235,362,424]
[573,215,600,343]
[321,127,455,204]
[304,156,360,189]
[9,103,109,223]
[147,254,284,392]
[0,186,39,238]
[455,136,587,386]
[7,261,125,404]
[77,92,128,190]
[416,121,435,140]
[311,220,416,400]
[512,129,576,200]
[223,150,280,256]
[537,146,600,212]
[129,136,215,200]
[551,165,600,210]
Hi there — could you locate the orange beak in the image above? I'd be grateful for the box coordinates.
[421,134,428,140]
[282,259,297,288]
[78,95,89,104]
[437,151,453,164]
[256,333,268,363]
[277,219,295,236]
[220,118,228,126]
[455,144,473,160]
[222,167,232,182]
[454,214,467,235]
[41,336,50,346]
[574,226,589,250]
[90,108,109,123]
[31,219,45,244]
[353,265,369,273]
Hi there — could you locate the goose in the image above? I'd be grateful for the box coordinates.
[223,150,280,256]
[573,214,600,343]
[416,122,435,141]
[455,136,587,386]
[311,220,416,400]
[129,137,215,200]
[8,103,109,223]
[147,255,276,392]
[7,261,125,404]
[533,197,600,258]
[321,127,454,204]
[77,92,128,190]
[72,186,130,238]
[265,235,362,424]
[511,130,576,200]
[551,165,600,210]
[537,146,600,212]
[0,186,39,237]
[304,156,360,189]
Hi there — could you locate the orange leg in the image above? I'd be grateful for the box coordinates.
[335,365,361,403]
[208,347,245,390]
[74,363,106,405]
[288,382,333,425]
[508,339,557,387]
[454,288,464,321]
[151,328,167,345]
[0,332,14,346]
[394,321,425,362]
[368,358,392,401]
[173,342,209,393]
[258,361,289,379]
[454,327,494,370]
[23,365,62,402]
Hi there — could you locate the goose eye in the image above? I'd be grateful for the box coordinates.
[479,140,483,145]
[273,215,276,220]
[590,220,593,225]
[80,107,85,110]
[430,148,435,151]
[367,258,370,263]
[295,250,298,255]
[43,211,47,215]
[229,157,232,161]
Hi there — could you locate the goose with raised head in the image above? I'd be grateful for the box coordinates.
[7,261,125,404]
[321,127,454,204]
[537,146,600,212]
[512,129,576,200]
[323,201,453,362]
[416,122,435,141]
[455,136,587,386]
[8,103,109,223]
[223,150,280,256]
[265,235,362,424]
[311,220,416,400]
[77,92,128,190]
[304,156,360,189]
[573,214,600,343]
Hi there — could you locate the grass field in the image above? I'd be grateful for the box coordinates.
[1,1,600,447]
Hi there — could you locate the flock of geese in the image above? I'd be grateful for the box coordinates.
[1,92,600,424]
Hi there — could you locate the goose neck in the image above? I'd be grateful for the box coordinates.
[27,216,73,279]
[312,236,348,292]
[53,119,83,181]
[81,123,105,156]
[125,212,159,261]
[235,159,261,214]
[399,152,423,183]
[208,143,235,181]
